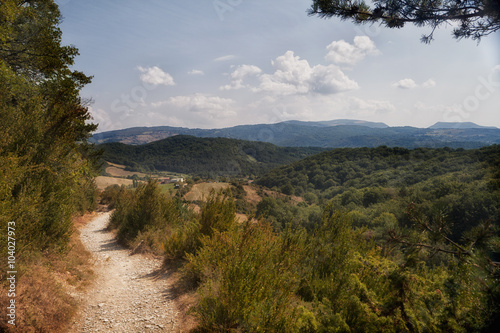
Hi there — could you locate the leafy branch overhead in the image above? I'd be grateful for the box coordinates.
[309,0,500,42]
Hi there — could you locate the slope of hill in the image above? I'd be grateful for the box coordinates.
[98,135,326,177]
[256,144,500,239]
[91,120,500,148]
[257,146,491,192]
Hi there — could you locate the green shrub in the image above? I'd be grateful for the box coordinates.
[185,221,307,332]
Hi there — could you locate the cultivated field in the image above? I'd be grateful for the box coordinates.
[95,176,134,190]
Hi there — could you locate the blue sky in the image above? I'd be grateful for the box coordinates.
[57,0,500,132]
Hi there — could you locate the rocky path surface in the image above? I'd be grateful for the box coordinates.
[69,212,180,332]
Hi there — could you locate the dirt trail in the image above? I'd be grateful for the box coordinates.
[69,212,180,332]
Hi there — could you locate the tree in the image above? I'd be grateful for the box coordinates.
[308,0,500,42]
[0,0,98,253]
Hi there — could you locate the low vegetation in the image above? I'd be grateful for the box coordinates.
[107,145,500,332]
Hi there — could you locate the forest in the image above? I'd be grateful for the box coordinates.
[105,144,500,332]
[98,135,326,177]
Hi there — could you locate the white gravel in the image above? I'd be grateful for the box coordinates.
[69,212,180,332]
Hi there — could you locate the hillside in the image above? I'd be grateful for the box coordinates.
[106,145,500,332]
[257,144,500,239]
[98,135,326,177]
[91,120,500,148]
[257,145,500,194]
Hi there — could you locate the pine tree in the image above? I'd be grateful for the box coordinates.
[309,0,500,42]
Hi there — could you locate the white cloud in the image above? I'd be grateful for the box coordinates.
[422,79,437,88]
[392,78,418,89]
[159,94,236,118]
[257,51,358,95]
[188,69,204,75]
[220,64,262,90]
[393,78,437,89]
[325,36,380,66]
[214,54,237,62]
[137,66,175,86]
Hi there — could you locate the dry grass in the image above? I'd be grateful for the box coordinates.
[162,262,199,332]
[95,176,133,190]
[0,213,96,332]
[183,182,230,201]
[242,185,262,206]
[263,188,304,205]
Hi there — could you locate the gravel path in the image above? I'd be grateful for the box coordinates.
[69,212,180,332]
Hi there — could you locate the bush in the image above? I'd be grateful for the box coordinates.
[184,221,307,332]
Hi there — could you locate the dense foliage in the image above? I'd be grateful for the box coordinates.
[98,135,326,177]
[258,146,500,239]
[0,0,98,254]
[0,1,98,331]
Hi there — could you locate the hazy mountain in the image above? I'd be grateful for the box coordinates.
[282,119,389,128]
[429,122,498,129]
[91,120,500,148]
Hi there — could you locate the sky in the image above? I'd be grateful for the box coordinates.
[57,0,500,132]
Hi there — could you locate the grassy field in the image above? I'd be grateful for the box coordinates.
[95,176,134,190]
[158,183,177,194]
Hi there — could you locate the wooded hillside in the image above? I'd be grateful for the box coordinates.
[98,135,326,177]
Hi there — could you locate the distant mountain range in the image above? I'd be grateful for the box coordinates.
[91,120,500,149]
[428,122,498,130]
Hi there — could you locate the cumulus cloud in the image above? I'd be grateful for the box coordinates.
[220,64,262,90]
[137,66,175,86]
[257,51,358,95]
[393,78,437,89]
[422,79,437,88]
[154,94,236,118]
[392,78,418,89]
[325,36,380,66]
[188,69,204,75]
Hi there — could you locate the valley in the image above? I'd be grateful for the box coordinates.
[98,142,500,331]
